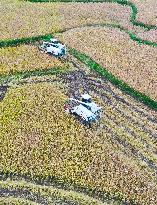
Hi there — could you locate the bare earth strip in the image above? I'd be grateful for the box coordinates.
[55,27,157,101]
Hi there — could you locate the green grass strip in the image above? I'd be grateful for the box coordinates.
[115,0,156,30]
[0,34,53,48]
[69,48,157,110]
[0,22,156,48]
[0,2,156,109]
[0,67,65,85]
[94,23,157,46]
[0,23,156,109]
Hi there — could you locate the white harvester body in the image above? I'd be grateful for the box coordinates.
[71,104,97,121]
[65,94,102,126]
[39,38,67,57]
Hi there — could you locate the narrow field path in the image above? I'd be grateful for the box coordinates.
[0,85,9,101]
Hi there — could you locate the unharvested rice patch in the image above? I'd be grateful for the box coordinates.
[58,2,131,29]
[0,1,61,40]
[0,82,157,204]
[131,0,157,26]
[0,45,65,75]
[56,27,157,100]
[58,2,157,42]
[0,1,156,42]
[136,29,157,42]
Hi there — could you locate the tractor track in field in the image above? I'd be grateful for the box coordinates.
[0,85,10,102]
[57,55,157,173]
[69,54,157,123]
[0,188,48,205]
[0,188,79,205]
[66,54,157,122]
[6,63,157,175]
[1,53,157,174]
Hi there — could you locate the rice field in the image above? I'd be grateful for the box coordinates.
[0,57,157,204]
[55,27,157,100]
[0,0,157,204]
[131,0,157,26]
[0,45,68,75]
[1,0,157,42]
[0,0,61,40]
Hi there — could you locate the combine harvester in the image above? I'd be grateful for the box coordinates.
[39,38,67,58]
[39,39,102,127]
[64,94,102,127]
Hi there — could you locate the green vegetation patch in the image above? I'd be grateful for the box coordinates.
[0,34,54,48]
[0,66,67,85]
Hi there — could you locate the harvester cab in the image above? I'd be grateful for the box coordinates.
[81,94,101,115]
[64,94,102,127]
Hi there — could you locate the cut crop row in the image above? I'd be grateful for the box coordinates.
[59,27,157,101]
[0,196,39,205]
[0,179,106,205]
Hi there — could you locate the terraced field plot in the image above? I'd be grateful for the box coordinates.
[0,56,157,204]
[131,0,157,26]
[0,0,61,40]
[0,44,68,75]
[56,27,157,100]
[0,0,157,204]
[1,0,157,42]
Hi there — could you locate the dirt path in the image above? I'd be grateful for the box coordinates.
[0,85,9,101]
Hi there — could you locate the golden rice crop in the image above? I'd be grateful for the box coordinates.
[0,45,66,75]
[131,0,157,26]
[0,1,61,40]
[58,2,157,42]
[0,82,157,204]
[0,197,39,205]
[58,2,131,30]
[0,1,130,40]
[0,0,156,42]
[56,27,157,100]
[0,0,131,40]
